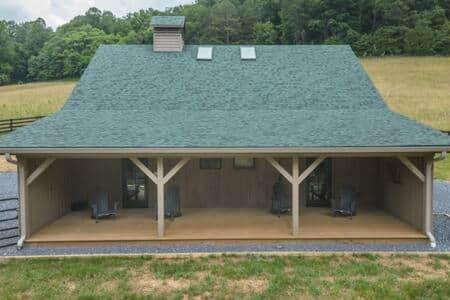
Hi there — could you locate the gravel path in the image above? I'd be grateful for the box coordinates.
[434,180,450,214]
[0,172,17,199]
[0,173,449,256]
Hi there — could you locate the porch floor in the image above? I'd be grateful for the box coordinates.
[27,207,426,243]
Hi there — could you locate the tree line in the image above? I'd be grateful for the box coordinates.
[1,0,449,85]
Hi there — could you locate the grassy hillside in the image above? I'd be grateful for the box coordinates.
[0,57,449,179]
[0,81,76,120]
[361,57,450,131]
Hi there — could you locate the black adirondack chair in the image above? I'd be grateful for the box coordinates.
[155,185,182,219]
[270,176,291,216]
[331,186,357,218]
[90,191,119,222]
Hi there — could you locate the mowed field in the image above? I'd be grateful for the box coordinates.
[0,254,449,298]
[0,80,76,120]
[0,57,449,178]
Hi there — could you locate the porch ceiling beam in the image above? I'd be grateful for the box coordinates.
[265,157,293,183]
[129,158,158,184]
[397,156,425,182]
[163,158,190,184]
[26,158,56,186]
[296,156,327,185]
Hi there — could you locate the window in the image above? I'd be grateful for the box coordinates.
[240,46,256,60]
[197,46,213,60]
[200,158,222,169]
[234,158,255,169]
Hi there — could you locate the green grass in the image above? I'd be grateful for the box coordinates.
[0,254,448,298]
[0,80,76,120]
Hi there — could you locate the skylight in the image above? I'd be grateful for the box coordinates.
[240,46,256,60]
[197,46,213,60]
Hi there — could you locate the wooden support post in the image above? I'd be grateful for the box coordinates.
[129,157,158,184]
[163,158,190,184]
[18,159,28,240]
[157,158,164,237]
[424,158,433,233]
[292,157,299,236]
[129,157,190,237]
[397,156,425,182]
[297,156,326,185]
[26,158,56,186]
[265,157,293,183]
[266,156,327,236]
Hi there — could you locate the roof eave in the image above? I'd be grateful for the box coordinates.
[1,146,449,156]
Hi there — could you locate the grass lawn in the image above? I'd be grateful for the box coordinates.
[0,254,448,298]
[0,57,449,178]
[0,80,76,120]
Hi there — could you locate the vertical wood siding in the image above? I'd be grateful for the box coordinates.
[27,159,69,234]
[379,157,425,230]
[332,158,381,206]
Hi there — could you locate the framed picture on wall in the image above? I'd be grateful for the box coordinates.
[233,158,255,169]
[200,158,222,169]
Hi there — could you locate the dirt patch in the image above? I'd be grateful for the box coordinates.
[229,278,268,293]
[65,281,77,292]
[131,271,190,294]
[377,255,449,280]
[100,280,118,291]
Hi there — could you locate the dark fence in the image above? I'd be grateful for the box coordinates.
[0,116,44,133]
[0,197,19,248]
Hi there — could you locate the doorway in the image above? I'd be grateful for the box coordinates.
[122,159,148,208]
[306,158,332,207]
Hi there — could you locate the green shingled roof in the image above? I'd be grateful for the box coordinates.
[150,16,185,27]
[0,44,449,150]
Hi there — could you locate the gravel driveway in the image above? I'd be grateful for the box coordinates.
[0,173,449,256]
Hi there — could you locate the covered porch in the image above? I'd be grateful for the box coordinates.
[18,154,433,244]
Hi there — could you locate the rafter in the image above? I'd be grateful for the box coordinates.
[397,156,425,182]
[26,158,56,186]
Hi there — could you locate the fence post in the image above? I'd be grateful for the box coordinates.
[9,119,13,132]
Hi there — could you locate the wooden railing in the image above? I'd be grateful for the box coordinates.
[0,116,44,133]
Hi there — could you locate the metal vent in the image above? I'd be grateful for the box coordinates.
[240,46,256,60]
[197,47,213,60]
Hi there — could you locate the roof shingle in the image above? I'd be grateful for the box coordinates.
[1,44,449,150]
[150,16,185,27]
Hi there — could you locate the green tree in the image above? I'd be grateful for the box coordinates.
[10,18,53,81]
[434,21,450,54]
[28,25,117,80]
[404,25,435,54]
[253,22,277,44]
[0,21,15,84]
[209,0,240,43]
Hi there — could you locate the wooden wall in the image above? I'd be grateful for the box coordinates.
[153,28,184,52]
[151,158,296,208]
[65,159,122,206]
[379,157,425,230]
[27,159,69,235]
[332,158,381,206]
